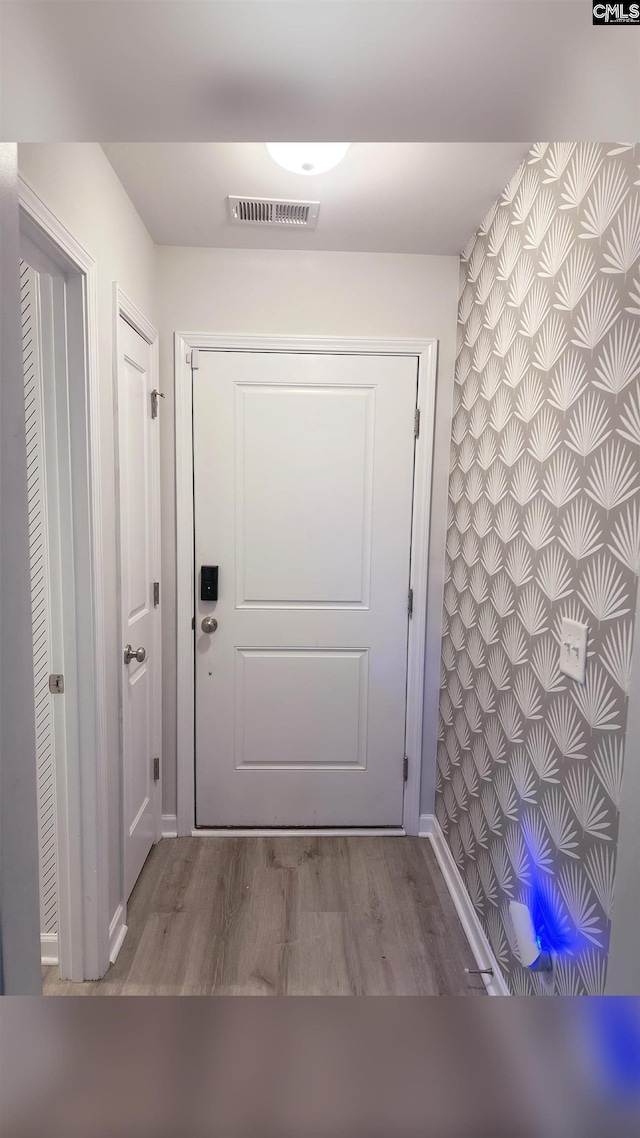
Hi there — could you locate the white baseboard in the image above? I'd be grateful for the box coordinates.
[419,813,510,996]
[162,814,178,837]
[41,932,58,966]
[418,813,436,837]
[108,903,128,965]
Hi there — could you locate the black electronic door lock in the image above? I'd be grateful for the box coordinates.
[200,565,218,602]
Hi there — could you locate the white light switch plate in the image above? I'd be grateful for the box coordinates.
[559,618,588,684]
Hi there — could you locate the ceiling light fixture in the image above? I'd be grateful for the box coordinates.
[266,143,350,176]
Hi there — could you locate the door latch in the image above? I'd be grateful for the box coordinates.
[49,674,64,694]
[151,389,165,418]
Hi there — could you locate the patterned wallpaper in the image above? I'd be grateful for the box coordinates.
[436,143,640,995]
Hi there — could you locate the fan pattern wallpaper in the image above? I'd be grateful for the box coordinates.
[436,143,640,994]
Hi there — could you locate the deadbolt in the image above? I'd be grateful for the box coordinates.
[201,617,218,634]
[124,644,146,664]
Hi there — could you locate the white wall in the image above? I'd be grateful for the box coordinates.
[17,144,158,926]
[157,246,459,819]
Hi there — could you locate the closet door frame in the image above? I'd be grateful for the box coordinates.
[19,178,110,982]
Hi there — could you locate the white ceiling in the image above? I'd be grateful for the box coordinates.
[2,3,639,143]
[102,142,530,255]
[4,2,638,253]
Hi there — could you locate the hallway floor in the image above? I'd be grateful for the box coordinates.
[43,836,486,995]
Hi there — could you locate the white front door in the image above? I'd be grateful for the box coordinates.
[193,351,418,827]
[117,315,159,898]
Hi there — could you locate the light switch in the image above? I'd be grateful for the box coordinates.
[558,618,588,684]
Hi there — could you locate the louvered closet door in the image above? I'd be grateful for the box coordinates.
[21,260,58,943]
[193,351,418,827]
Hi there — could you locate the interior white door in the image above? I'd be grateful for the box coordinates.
[117,316,158,897]
[21,259,59,952]
[193,351,418,827]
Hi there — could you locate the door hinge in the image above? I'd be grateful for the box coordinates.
[48,674,64,694]
[191,616,195,630]
[414,408,420,438]
[188,348,200,370]
[151,389,165,418]
[408,587,413,617]
[403,754,409,782]
[153,581,160,606]
[153,757,160,782]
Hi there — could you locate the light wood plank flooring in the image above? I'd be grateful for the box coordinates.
[43,837,486,996]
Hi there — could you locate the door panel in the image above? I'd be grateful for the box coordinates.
[118,316,157,898]
[236,648,368,770]
[236,384,374,606]
[194,351,417,827]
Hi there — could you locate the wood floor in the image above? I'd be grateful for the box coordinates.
[43,836,486,996]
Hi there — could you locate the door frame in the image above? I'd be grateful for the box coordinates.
[175,334,438,838]
[18,177,110,980]
[112,287,163,880]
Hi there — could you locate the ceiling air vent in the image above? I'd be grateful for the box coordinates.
[228,196,320,229]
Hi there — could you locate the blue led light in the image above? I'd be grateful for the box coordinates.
[529,874,575,957]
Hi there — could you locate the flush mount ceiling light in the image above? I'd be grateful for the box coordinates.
[266,143,350,175]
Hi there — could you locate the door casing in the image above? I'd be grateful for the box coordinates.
[175,335,438,838]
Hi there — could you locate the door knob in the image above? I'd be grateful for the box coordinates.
[124,644,146,664]
[201,617,218,634]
